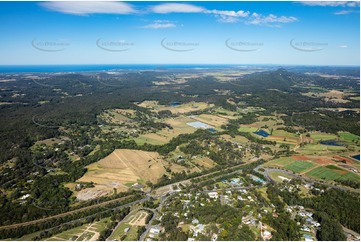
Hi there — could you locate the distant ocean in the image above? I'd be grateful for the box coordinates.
[0,64,249,73]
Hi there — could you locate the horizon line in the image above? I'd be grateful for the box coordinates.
[0,64,359,67]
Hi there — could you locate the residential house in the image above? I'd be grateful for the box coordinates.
[208,192,218,199]
[262,230,272,240]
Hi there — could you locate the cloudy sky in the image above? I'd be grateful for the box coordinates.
[0,1,359,65]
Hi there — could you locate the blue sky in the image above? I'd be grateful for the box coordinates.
[0,1,359,65]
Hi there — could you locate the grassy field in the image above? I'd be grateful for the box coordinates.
[253,117,279,129]
[302,90,349,103]
[111,223,140,241]
[264,156,359,183]
[220,134,249,144]
[108,210,147,241]
[236,106,264,114]
[138,100,213,114]
[190,114,229,128]
[100,109,135,124]
[166,149,212,174]
[45,217,111,241]
[213,107,238,117]
[77,149,167,200]
[310,133,338,142]
[11,231,42,241]
[133,133,170,145]
[339,172,360,182]
[256,187,270,202]
[124,226,140,239]
[137,100,159,109]
[284,160,315,173]
[134,111,235,145]
[34,137,64,146]
[238,120,299,146]
[306,166,359,182]
[298,143,346,155]
[272,129,299,138]
[159,101,213,114]
[134,116,197,145]
[215,181,228,188]
[191,156,216,168]
[268,171,293,183]
[338,131,360,143]
[265,157,295,167]
[267,157,316,174]
[325,165,343,170]
[108,222,130,240]
[266,136,298,145]
[239,126,258,133]
[350,96,360,101]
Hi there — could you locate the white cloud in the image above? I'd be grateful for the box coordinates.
[40,1,136,15]
[142,20,177,29]
[339,45,348,48]
[205,9,250,17]
[299,1,360,7]
[334,9,358,14]
[246,13,298,27]
[151,3,205,14]
[346,1,361,7]
[40,2,298,28]
[205,9,250,23]
[203,8,296,26]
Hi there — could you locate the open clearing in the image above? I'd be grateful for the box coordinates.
[268,171,293,183]
[266,135,298,145]
[291,155,335,165]
[268,129,300,145]
[239,126,258,133]
[298,143,346,155]
[152,78,187,86]
[100,109,135,124]
[128,210,148,226]
[45,217,110,241]
[77,149,166,200]
[338,131,360,143]
[220,134,249,144]
[137,100,159,109]
[212,107,238,117]
[272,129,299,138]
[265,157,295,167]
[137,100,213,114]
[266,155,359,183]
[168,162,188,173]
[134,132,172,145]
[109,222,139,241]
[266,155,333,170]
[238,120,299,146]
[284,160,315,173]
[302,90,350,103]
[189,114,229,128]
[310,132,339,142]
[321,90,349,103]
[191,156,216,168]
[134,116,197,145]
[108,210,148,241]
[333,155,359,168]
[159,102,213,114]
[306,165,359,182]
[34,137,67,146]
